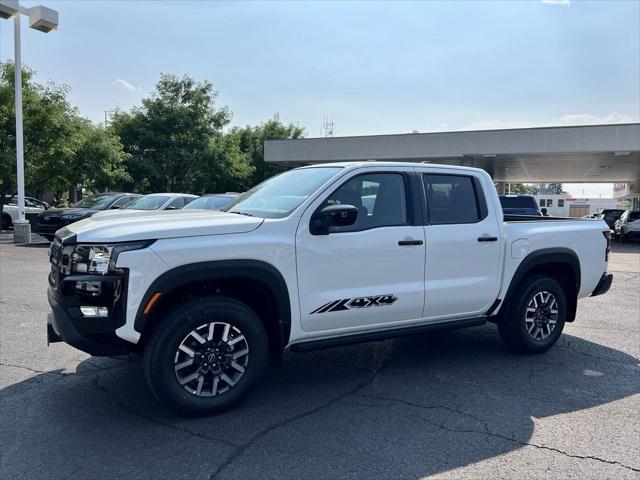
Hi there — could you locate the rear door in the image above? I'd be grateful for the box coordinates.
[296,167,426,333]
[421,171,503,319]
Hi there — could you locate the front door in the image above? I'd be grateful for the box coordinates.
[296,168,426,333]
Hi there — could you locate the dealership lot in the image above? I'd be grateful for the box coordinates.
[0,237,638,479]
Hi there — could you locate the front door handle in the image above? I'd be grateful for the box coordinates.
[398,239,423,246]
[477,236,498,242]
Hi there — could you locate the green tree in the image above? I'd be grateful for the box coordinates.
[506,183,530,195]
[0,62,130,212]
[112,73,251,193]
[530,183,567,195]
[230,114,305,189]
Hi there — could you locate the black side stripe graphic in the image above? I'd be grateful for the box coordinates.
[310,294,398,314]
[310,299,342,314]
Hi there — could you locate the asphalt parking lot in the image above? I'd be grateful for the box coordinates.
[1,235,639,480]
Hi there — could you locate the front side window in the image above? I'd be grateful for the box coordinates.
[72,194,119,210]
[320,173,408,232]
[166,197,185,210]
[185,195,234,211]
[112,196,135,209]
[223,167,342,219]
[125,195,170,210]
[423,174,482,224]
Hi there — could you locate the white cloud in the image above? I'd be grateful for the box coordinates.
[455,112,635,132]
[114,79,141,91]
[555,112,634,125]
[542,0,570,5]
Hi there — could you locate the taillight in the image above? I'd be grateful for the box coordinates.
[603,230,612,261]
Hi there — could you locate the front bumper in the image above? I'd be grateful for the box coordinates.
[591,272,613,297]
[47,289,132,356]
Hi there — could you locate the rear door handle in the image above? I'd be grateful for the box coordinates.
[398,239,423,246]
[477,236,498,242]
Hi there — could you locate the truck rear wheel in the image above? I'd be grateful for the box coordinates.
[143,295,268,414]
[498,274,567,354]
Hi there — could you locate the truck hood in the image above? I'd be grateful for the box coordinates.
[62,210,264,243]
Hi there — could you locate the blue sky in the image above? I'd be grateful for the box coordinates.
[1,0,638,196]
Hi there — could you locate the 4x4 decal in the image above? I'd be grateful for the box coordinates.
[310,294,398,314]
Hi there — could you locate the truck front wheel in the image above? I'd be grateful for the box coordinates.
[498,274,567,354]
[143,295,268,414]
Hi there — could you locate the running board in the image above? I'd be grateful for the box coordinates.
[289,317,487,352]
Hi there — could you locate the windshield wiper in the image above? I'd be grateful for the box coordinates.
[228,210,255,217]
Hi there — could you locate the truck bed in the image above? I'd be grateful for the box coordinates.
[504,214,596,222]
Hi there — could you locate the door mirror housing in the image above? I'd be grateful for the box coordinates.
[310,204,358,235]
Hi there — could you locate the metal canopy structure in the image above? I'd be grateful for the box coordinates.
[264,123,640,184]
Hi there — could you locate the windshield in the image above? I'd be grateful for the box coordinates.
[125,195,172,210]
[71,194,118,210]
[223,167,342,219]
[184,195,235,211]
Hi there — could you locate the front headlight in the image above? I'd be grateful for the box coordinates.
[67,242,152,275]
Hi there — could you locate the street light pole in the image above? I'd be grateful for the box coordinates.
[13,11,27,235]
[0,1,59,243]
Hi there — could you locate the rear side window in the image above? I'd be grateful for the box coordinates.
[423,174,485,224]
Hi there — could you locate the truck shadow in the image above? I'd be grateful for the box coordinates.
[1,327,639,479]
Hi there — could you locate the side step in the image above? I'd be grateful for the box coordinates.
[290,317,487,352]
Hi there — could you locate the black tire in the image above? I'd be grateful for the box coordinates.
[498,274,567,354]
[143,295,268,414]
[1,213,11,230]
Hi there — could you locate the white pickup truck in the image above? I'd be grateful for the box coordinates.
[46,162,613,413]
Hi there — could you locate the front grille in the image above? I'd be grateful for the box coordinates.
[41,216,62,225]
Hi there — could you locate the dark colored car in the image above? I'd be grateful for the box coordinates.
[499,195,542,216]
[36,192,140,241]
[182,193,240,211]
[598,209,626,230]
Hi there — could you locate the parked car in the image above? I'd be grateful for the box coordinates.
[614,210,640,242]
[499,195,542,216]
[597,209,626,230]
[182,193,240,211]
[92,193,198,219]
[35,192,140,241]
[46,162,612,414]
[2,195,49,229]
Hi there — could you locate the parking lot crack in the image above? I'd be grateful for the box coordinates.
[559,341,639,368]
[92,376,240,450]
[0,362,66,376]
[354,393,640,473]
[210,361,392,479]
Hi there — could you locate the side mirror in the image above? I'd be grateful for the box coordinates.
[110,205,122,210]
[165,205,178,210]
[310,204,358,235]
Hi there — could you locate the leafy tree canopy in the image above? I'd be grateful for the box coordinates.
[0,62,130,211]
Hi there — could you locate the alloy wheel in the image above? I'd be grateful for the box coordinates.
[174,322,249,397]
[524,290,559,341]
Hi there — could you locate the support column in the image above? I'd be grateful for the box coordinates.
[495,182,507,195]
